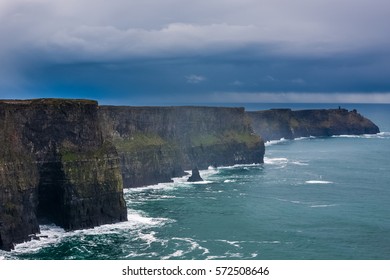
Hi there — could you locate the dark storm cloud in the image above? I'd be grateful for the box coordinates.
[1,0,390,103]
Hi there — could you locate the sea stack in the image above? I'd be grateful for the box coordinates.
[187,168,203,182]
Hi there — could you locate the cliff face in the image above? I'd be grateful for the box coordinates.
[1,100,381,251]
[0,104,40,251]
[247,108,380,141]
[99,106,265,188]
[0,99,127,251]
[1,101,265,250]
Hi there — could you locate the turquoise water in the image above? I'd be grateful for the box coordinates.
[1,104,389,260]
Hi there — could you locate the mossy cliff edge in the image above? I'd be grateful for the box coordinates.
[99,106,265,188]
[0,99,127,251]
[247,108,380,141]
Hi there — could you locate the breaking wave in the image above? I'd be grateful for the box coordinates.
[305,180,333,184]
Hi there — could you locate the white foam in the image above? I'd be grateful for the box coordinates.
[274,197,315,206]
[291,200,303,204]
[226,252,243,258]
[217,239,241,248]
[305,180,333,184]
[126,209,173,228]
[125,182,176,193]
[159,237,209,259]
[137,231,158,245]
[264,157,288,165]
[185,238,209,253]
[217,163,263,171]
[265,138,288,146]
[125,162,262,193]
[206,255,227,260]
[310,204,337,208]
[291,160,309,166]
[6,208,174,257]
[187,180,213,185]
[11,224,66,254]
[332,134,363,138]
[294,136,316,141]
[332,132,390,139]
[159,195,177,199]
[124,172,198,194]
[124,251,155,258]
[162,250,185,259]
[218,239,281,246]
[223,179,236,183]
[262,240,281,244]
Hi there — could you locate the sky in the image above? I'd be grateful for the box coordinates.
[1,0,390,105]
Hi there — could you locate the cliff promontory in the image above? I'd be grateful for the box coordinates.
[0,99,127,251]
[99,106,265,188]
[247,108,380,141]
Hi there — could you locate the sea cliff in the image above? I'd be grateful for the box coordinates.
[0,100,264,250]
[0,99,127,251]
[99,106,265,188]
[247,108,380,141]
[0,100,379,251]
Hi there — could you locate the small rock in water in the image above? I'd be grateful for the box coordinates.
[187,167,203,182]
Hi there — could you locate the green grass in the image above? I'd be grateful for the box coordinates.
[60,142,123,196]
[60,141,114,162]
[113,133,168,152]
[191,130,262,148]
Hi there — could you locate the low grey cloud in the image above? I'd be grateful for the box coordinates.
[209,92,390,104]
[3,0,390,60]
[185,75,206,84]
[1,0,390,102]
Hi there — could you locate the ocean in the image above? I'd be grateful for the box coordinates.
[1,103,389,260]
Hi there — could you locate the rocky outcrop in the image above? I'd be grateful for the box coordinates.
[247,108,380,141]
[187,168,203,182]
[99,106,265,188]
[0,99,127,251]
